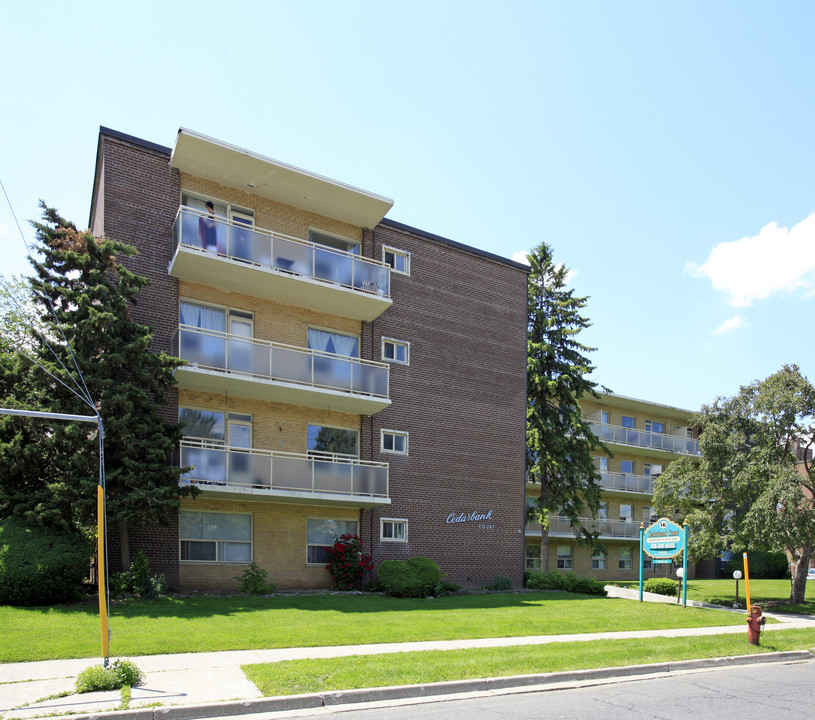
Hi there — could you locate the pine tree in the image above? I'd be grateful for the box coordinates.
[0,203,196,566]
[525,242,608,570]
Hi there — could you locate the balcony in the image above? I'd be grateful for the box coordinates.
[175,326,391,415]
[589,421,700,456]
[179,440,390,508]
[599,470,655,495]
[527,515,640,540]
[169,207,392,322]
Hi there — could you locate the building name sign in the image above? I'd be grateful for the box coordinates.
[643,518,686,560]
[446,510,495,530]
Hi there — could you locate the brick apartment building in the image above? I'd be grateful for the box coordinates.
[525,392,705,580]
[89,127,529,591]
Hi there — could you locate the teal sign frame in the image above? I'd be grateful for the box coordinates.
[639,517,689,606]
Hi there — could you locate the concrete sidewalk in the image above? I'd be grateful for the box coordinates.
[3,592,814,720]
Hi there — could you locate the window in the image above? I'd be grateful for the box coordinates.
[180,511,251,562]
[601,411,610,424]
[592,552,606,570]
[597,502,608,520]
[307,518,358,564]
[645,420,664,433]
[383,246,410,275]
[179,409,252,447]
[621,416,635,429]
[380,518,408,542]
[643,506,653,523]
[382,337,409,364]
[309,229,359,254]
[307,425,359,458]
[381,429,409,455]
[307,328,359,357]
[619,503,633,521]
[557,545,573,569]
[619,547,633,570]
[620,460,634,474]
[596,456,609,471]
[644,558,652,570]
[525,544,541,571]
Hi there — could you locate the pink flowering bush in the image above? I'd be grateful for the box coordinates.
[325,533,374,590]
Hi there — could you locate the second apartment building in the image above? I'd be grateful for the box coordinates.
[90,127,529,591]
[525,393,701,580]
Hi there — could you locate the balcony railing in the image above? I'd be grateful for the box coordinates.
[599,470,656,495]
[173,206,391,297]
[176,325,389,399]
[589,421,700,455]
[179,439,389,498]
[528,515,640,539]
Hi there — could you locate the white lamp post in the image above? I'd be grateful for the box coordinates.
[733,570,743,607]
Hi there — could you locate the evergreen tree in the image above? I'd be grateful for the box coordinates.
[0,203,196,566]
[525,242,608,570]
[653,364,815,603]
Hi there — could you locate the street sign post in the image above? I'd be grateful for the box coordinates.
[639,517,689,606]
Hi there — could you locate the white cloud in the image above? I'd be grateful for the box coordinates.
[686,213,815,307]
[713,314,746,335]
[512,250,531,266]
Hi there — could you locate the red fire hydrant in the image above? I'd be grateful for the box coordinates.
[747,605,765,645]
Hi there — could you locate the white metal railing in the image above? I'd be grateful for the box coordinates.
[176,325,389,399]
[173,206,390,297]
[589,421,700,455]
[529,515,640,539]
[599,470,656,494]
[179,438,389,497]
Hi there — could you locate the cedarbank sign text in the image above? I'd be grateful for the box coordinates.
[446,510,495,530]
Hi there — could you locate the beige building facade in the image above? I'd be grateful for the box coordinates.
[525,392,700,581]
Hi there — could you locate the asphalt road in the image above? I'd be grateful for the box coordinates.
[267,659,815,720]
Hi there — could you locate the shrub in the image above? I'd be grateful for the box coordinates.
[644,577,678,596]
[377,559,418,597]
[484,574,514,592]
[76,660,143,693]
[111,551,167,598]
[407,556,441,595]
[525,570,565,591]
[325,534,374,591]
[434,581,461,595]
[525,570,606,596]
[724,550,789,579]
[377,556,442,597]
[0,516,90,606]
[234,562,276,594]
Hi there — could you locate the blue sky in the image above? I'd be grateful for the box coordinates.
[1,1,813,412]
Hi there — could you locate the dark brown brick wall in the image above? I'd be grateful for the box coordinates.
[362,224,528,588]
[95,135,181,584]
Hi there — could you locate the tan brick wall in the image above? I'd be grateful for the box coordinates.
[178,389,360,454]
[179,497,361,590]
[524,540,692,581]
[178,281,362,347]
[179,174,363,245]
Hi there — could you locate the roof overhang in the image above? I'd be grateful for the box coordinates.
[170,128,394,228]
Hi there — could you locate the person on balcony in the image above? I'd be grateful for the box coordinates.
[198,201,219,252]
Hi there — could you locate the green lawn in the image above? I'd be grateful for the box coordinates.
[244,627,815,696]
[620,578,815,613]
[0,591,747,663]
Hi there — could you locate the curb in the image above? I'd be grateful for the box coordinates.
[41,650,812,720]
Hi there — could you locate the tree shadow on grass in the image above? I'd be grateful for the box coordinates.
[5,590,612,621]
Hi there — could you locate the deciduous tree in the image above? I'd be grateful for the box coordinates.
[653,364,815,603]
